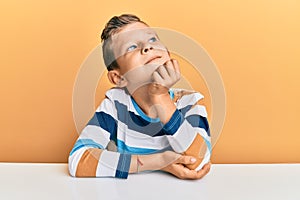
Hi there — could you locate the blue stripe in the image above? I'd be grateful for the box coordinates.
[114,100,202,138]
[87,113,100,126]
[169,89,175,100]
[117,139,163,154]
[69,139,104,156]
[87,112,118,143]
[162,109,184,135]
[179,105,193,116]
[204,137,212,153]
[186,115,210,136]
[114,100,164,137]
[115,153,131,179]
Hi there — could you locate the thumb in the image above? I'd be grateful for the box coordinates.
[177,155,197,165]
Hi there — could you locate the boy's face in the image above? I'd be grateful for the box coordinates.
[109,22,171,91]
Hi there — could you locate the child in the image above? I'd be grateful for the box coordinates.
[69,14,211,179]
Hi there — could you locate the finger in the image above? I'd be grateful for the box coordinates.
[203,162,211,171]
[205,162,211,173]
[196,163,211,179]
[180,167,198,179]
[176,164,206,179]
[177,155,197,165]
[152,71,164,84]
[156,64,170,79]
[201,162,211,172]
[171,59,181,79]
[165,60,176,79]
[168,163,195,179]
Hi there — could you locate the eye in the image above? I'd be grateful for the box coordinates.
[149,37,157,42]
[127,44,137,52]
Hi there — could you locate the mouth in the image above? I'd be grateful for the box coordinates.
[145,56,162,65]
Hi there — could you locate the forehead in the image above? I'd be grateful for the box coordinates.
[111,22,157,44]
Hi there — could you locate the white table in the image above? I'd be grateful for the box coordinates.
[0,163,299,200]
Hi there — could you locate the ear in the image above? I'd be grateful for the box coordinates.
[107,70,128,87]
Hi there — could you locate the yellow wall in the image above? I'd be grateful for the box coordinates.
[0,0,299,163]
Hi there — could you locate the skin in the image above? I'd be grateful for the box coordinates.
[106,22,211,179]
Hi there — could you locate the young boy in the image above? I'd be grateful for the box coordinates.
[69,14,211,179]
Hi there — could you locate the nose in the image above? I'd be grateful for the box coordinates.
[142,45,153,54]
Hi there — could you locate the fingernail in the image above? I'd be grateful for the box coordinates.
[191,158,196,163]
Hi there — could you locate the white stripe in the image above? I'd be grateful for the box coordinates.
[195,148,211,171]
[185,104,208,118]
[167,120,197,153]
[116,120,126,142]
[68,147,89,177]
[176,92,203,109]
[96,150,120,177]
[105,88,146,117]
[105,88,125,100]
[194,128,211,171]
[105,88,129,108]
[95,98,118,119]
[79,125,110,148]
[193,127,211,142]
[116,120,170,149]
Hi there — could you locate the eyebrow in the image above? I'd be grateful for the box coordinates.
[146,31,159,39]
[145,30,157,35]
[117,31,158,51]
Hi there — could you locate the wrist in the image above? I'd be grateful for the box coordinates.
[149,91,170,103]
[147,83,169,100]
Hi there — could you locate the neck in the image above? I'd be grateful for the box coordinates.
[129,84,176,124]
[130,85,159,119]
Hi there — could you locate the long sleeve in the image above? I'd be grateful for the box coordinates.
[68,97,132,179]
[164,89,212,170]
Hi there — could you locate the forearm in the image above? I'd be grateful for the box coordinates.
[149,92,176,124]
[129,153,164,173]
[129,151,180,173]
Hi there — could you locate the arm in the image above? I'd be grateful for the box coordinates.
[147,59,179,124]
[68,95,197,179]
[149,59,211,171]
[159,92,211,171]
[129,151,211,180]
[68,97,132,178]
[69,133,206,179]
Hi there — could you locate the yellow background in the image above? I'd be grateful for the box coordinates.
[0,0,299,163]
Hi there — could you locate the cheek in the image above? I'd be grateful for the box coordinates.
[127,52,144,67]
[156,51,171,66]
[118,53,143,73]
[154,44,170,61]
[162,52,171,62]
[124,66,153,85]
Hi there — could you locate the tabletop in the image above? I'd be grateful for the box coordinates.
[0,163,299,200]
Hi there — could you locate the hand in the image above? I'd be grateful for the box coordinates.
[148,59,181,96]
[161,151,211,180]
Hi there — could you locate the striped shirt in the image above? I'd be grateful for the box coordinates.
[68,87,211,179]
